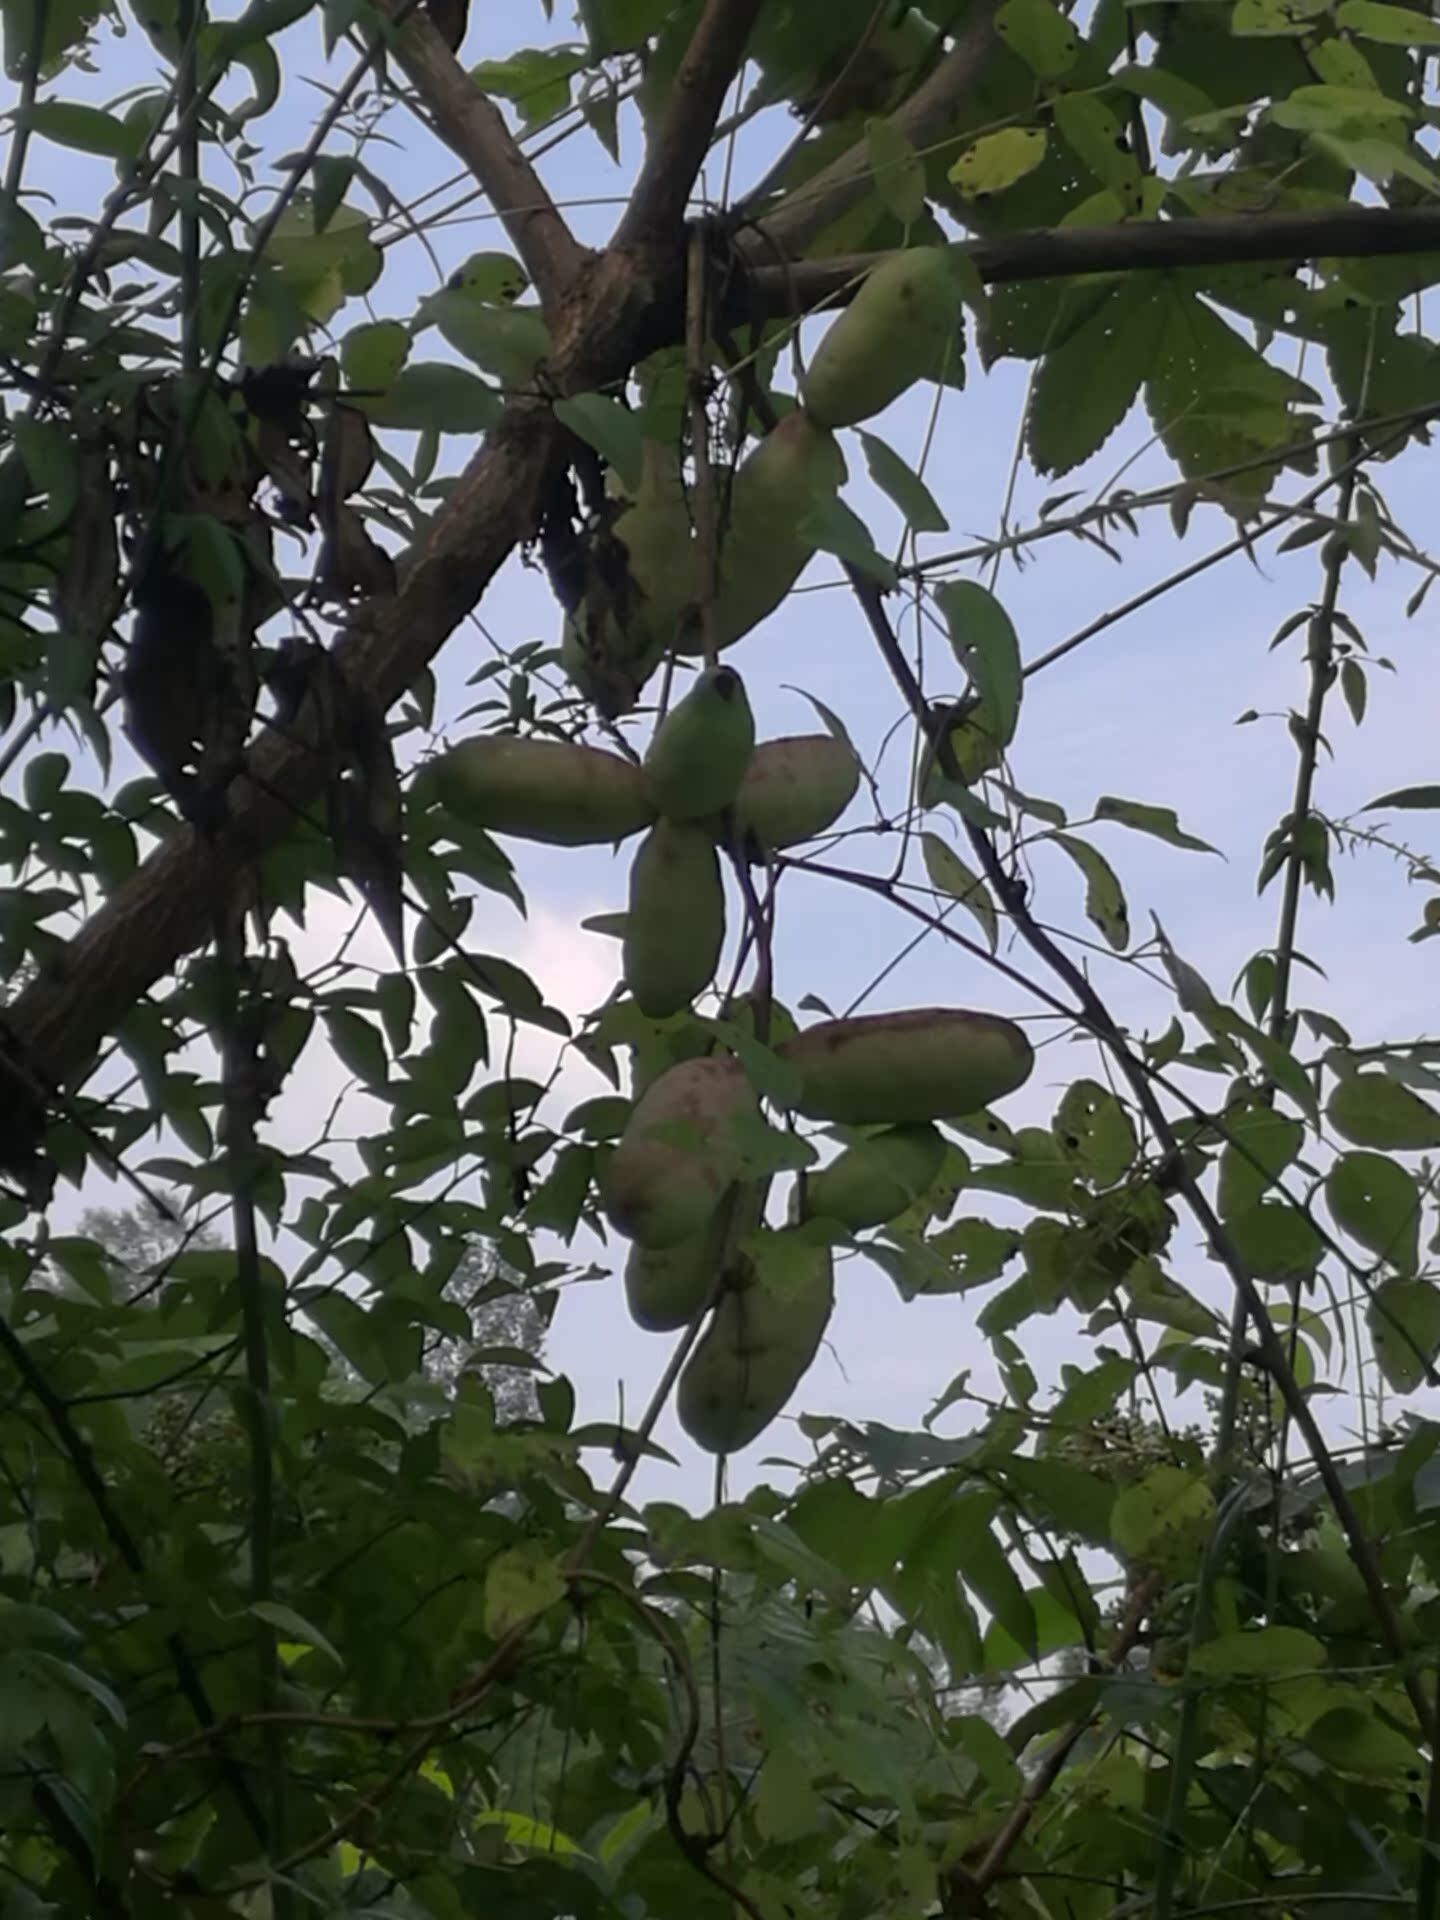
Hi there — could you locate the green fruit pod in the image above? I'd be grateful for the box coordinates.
[625,1221,724,1332]
[703,413,846,653]
[804,1123,947,1229]
[603,1056,756,1249]
[726,734,861,853]
[623,820,726,1019]
[435,736,655,846]
[780,1008,1033,1125]
[645,666,756,819]
[677,1230,835,1454]
[802,246,963,430]
[624,1184,762,1331]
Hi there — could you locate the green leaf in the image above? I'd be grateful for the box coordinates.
[995,0,1080,75]
[1054,834,1129,949]
[951,1492,1037,1658]
[1363,784,1440,811]
[858,431,949,533]
[1112,1466,1215,1574]
[936,580,1022,748]
[1030,281,1163,477]
[1304,1706,1426,1781]
[1336,0,1440,43]
[1228,1201,1324,1285]
[27,100,142,158]
[1326,1151,1420,1275]
[920,832,998,951]
[865,116,925,228]
[325,1009,390,1089]
[1369,1279,1440,1393]
[1190,1625,1325,1680]
[1329,1072,1440,1150]
[250,1600,342,1667]
[1217,1103,1304,1220]
[484,1547,566,1635]
[1053,1080,1137,1189]
[799,496,897,585]
[1340,657,1367,726]
[1094,795,1219,855]
[554,393,643,494]
[366,363,502,433]
[1053,92,1143,205]
[948,126,1048,199]
[468,44,585,124]
[427,295,550,385]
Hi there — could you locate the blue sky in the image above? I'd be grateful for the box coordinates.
[9,2,1440,1506]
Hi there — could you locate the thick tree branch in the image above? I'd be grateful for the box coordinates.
[7,401,561,1091]
[750,203,1440,306]
[747,2,999,260]
[378,0,586,307]
[614,0,767,248]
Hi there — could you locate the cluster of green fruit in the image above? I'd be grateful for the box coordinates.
[429,246,1013,1455]
[562,245,965,717]
[602,1008,1034,1455]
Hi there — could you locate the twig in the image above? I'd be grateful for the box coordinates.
[686,224,720,664]
[616,0,768,247]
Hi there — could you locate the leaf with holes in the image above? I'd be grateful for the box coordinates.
[1369,1279,1440,1393]
[1055,835,1129,949]
[1053,1081,1137,1189]
[921,832,998,951]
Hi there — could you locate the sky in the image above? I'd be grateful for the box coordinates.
[7,1,1440,1513]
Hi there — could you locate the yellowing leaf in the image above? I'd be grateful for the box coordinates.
[921,832,998,950]
[1111,1466,1215,1574]
[948,126,1047,199]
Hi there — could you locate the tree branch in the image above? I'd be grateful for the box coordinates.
[749,202,1440,305]
[378,0,586,307]
[746,2,999,260]
[614,0,767,249]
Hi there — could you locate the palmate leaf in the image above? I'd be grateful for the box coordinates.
[1145,282,1321,501]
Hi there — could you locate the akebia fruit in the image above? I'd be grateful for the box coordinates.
[625,1225,721,1332]
[704,413,845,653]
[804,1123,946,1229]
[725,734,861,852]
[803,246,963,430]
[623,821,725,1018]
[677,1231,835,1453]
[435,736,654,846]
[603,1056,755,1249]
[780,1008,1033,1125]
[644,666,755,819]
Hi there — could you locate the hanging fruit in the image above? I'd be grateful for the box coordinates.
[722,733,861,852]
[802,246,963,430]
[623,820,726,1019]
[779,1008,1033,1125]
[677,1230,835,1453]
[702,412,846,653]
[434,736,654,845]
[644,665,755,819]
[602,1056,756,1249]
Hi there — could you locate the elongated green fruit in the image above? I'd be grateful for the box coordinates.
[803,246,963,430]
[624,821,725,1018]
[677,1231,835,1453]
[805,1123,946,1229]
[723,735,861,852]
[435,736,654,846]
[698,414,846,654]
[624,1184,761,1330]
[645,666,755,819]
[780,1009,1033,1125]
[603,1057,756,1249]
